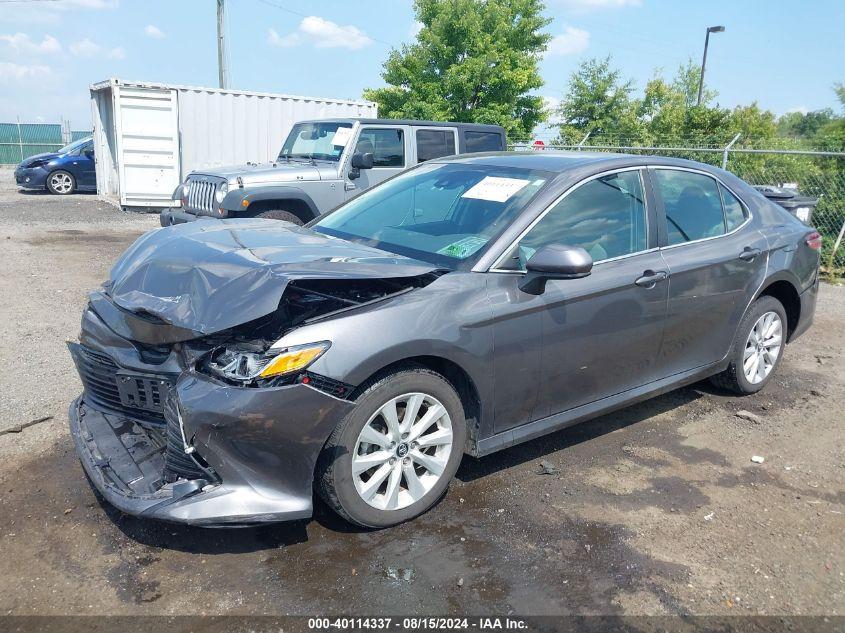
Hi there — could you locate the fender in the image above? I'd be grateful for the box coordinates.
[221,185,319,218]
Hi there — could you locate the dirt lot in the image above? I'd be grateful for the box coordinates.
[0,172,842,617]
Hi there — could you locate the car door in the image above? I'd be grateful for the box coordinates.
[488,168,669,433]
[344,125,409,199]
[651,167,769,376]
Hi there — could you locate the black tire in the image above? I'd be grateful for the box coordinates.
[317,367,467,528]
[46,170,76,195]
[710,295,787,395]
[255,209,303,225]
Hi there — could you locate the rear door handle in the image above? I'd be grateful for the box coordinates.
[634,270,669,288]
[739,247,761,262]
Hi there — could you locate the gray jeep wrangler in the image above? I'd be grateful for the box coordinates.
[160,118,506,226]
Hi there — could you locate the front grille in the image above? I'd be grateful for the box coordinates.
[72,345,172,424]
[185,177,218,214]
[162,396,209,483]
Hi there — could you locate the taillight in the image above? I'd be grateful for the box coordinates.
[805,231,822,250]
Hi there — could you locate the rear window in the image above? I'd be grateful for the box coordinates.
[464,131,503,153]
[416,129,456,162]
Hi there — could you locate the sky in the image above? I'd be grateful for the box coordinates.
[0,0,843,138]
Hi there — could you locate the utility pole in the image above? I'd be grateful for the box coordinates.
[697,25,725,106]
[217,0,227,89]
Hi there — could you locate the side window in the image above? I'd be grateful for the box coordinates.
[515,170,647,268]
[653,170,725,245]
[464,131,503,153]
[355,128,404,167]
[720,184,747,232]
[416,129,456,162]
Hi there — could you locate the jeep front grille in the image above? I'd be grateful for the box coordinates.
[185,178,218,214]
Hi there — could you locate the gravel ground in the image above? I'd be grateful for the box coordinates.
[0,174,842,617]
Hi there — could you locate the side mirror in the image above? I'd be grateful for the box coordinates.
[84,149,94,159]
[351,152,374,169]
[348,151,374,181]
[518,244,593,295]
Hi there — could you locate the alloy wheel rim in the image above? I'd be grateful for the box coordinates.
[51,173,72,193]
[743,311,782,384]
[352,392,453,511]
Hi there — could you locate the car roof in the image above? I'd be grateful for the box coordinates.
[297,118,505,132]
[434,150,725,175]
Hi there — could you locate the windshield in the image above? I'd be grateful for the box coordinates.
[58,137,91,154]
[278,122,353,162]
[313,162,551,267]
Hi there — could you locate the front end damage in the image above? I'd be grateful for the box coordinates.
[68,309,357,526]
[67,220,443,525]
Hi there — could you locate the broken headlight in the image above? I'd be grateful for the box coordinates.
[206,341,330,384]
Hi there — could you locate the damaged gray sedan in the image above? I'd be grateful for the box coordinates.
[68,153,820,527]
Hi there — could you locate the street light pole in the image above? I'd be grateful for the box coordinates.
[697,25,725,107]
[217,0,227,89]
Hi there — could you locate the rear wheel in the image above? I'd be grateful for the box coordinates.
[46,170,75,195]
[710,296,787,394]
[317,368,466,528]
[256,209,303,225]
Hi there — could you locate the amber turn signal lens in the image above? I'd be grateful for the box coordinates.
[258,343,330,378]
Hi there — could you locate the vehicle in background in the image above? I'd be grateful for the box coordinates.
[160,119,506,227]
[753,185,819,224]
[71,152,820,528]
[14,137,95,195]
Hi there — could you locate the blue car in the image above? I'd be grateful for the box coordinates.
[14,136,96,195]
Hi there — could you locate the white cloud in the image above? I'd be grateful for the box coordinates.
[409,21,423,39]
[267,27,300,48]
[268,16,372,51]
[0,61,50,80]
[547,26,590,56]
[554,0,641,10]
[0,33,61,55]
[107,46,125,59]
[69,37,100,56]
[144,24,165,39]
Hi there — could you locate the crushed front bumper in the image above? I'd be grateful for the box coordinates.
[68,338,355,526]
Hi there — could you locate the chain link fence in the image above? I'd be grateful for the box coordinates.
[512,141,845,277]
[0,121,91,165]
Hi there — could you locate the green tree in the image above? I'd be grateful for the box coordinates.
[554,56,644,143]
[363,0,551,141]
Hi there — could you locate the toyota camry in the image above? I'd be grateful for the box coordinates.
[68,152,821,528]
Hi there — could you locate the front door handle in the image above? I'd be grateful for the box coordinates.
[739,247,761,262]
[634,270,669,288]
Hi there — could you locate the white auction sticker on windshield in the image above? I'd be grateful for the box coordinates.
[461,176,530,202]
[331,126,353,147]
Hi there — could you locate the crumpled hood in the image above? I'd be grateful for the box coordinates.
[104,219,437,336]
[192,160,321,185]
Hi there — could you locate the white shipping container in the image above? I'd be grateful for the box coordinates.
[90,78,377,208]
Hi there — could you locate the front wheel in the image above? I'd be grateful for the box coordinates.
[710,296,787,394]
[46,170,75,195]
[317,368,466,528]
